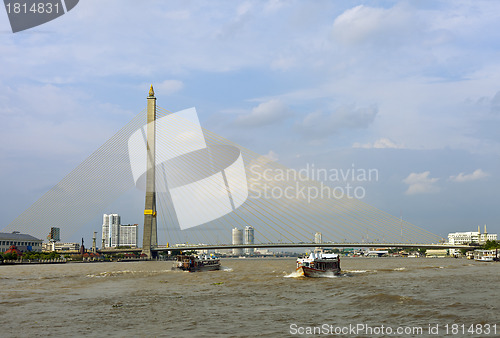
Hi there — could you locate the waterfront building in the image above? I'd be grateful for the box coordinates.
[447,226,498,256]
[102,214,139,248]
[48,227,60,241]
[102,214,110,247]
[4,245,22,257]
[447,226,497,245]
[232,228,243,255]
[42,242,81,251]
[314,232,322,244]
[244,226,254,255]
[102,213,120,247]
[214,248,232,255]
[314,232,323,252]
[109,214,121,247]
[426,249,448,257]
[0,231,43,253]
[119,224,139,247]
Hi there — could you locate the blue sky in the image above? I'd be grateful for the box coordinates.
[1,0,500,241]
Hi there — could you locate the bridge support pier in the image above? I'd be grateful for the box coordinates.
[142,85,158,259]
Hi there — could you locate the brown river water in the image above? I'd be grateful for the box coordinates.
[1,258,499,337]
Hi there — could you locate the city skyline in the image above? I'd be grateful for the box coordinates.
[1,1,500,241]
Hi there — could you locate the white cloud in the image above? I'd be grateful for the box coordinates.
[403,171,440,195]
[449,169,489,183]
[235,99,291,127]
[331,4,415,46]
[352,138,404,149]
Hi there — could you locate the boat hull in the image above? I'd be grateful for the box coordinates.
[296,266,340,278]
[176,264,221,272]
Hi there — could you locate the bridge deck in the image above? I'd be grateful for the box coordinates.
[88,242,476,254]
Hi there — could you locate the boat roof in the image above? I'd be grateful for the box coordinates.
[298,252,339,260]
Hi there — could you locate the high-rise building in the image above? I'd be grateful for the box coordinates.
[314,232,323,252]
[232,228,243,255]
[244,226,254,255]
[102,214,121,248]
[119,224,139,247]
[314,232,322,244]
[48,227,60,242]
[102,214,110,247]
[109,214,120,247]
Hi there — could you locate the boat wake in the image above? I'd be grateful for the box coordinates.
[345,269,370,274]
[284,271,345,278]
[221,266,233,272]
[284,270,304,278]
[86,269,172,278]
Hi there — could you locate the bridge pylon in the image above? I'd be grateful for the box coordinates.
[142,85,158,258]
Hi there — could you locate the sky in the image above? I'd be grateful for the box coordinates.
[1,0,500,242]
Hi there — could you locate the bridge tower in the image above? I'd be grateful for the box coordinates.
[142,85,158,258]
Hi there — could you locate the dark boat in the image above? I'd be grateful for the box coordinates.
[296,252,341,277]
[173,255,221,272]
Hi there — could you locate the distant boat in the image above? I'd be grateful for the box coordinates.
[173,255,221,272]
[474,250,496,262]
[296,252,341,277]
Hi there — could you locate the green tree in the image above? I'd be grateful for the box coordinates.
[482,240,500,250]
[47,251,60,259]
[4,252,18,260]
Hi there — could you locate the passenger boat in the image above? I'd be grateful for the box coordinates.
[173,255,221,272]
[296,252,341,277]
[473,250,497,262]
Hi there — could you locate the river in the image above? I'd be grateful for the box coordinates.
[1,257,499,337]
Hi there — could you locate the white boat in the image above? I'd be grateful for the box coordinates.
[296,252,341,277]
[474,250,496,262]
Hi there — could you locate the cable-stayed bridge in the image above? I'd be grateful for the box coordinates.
[2,87,449,257]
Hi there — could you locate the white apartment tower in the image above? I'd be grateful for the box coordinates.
[232,228,243,255]
[102,214,110,248]
[109,214,121,247]
[119,224,139,247]
[102,214,138,248]
[314,232,323,252]
[314,232,323,244]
